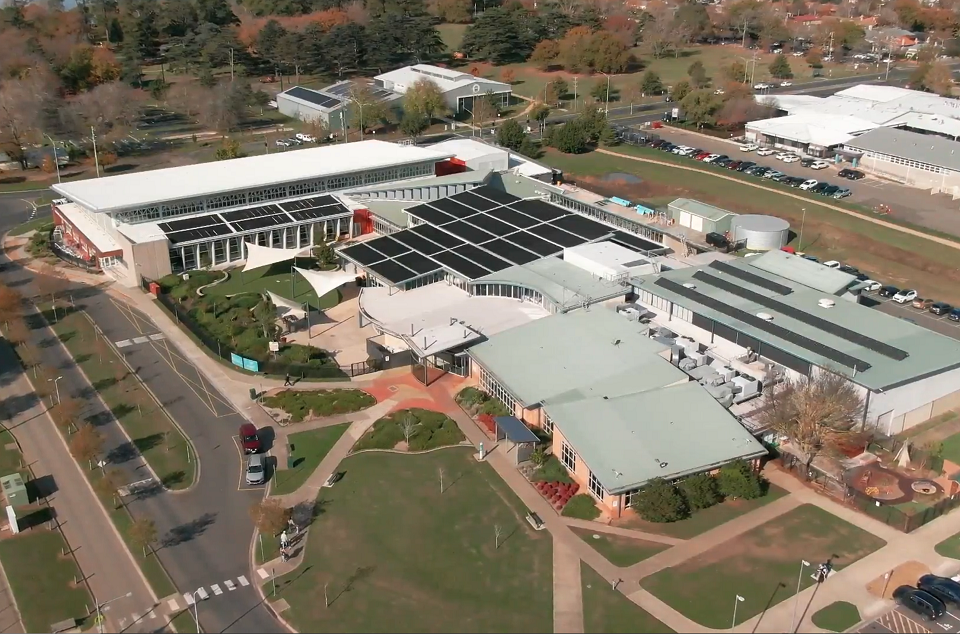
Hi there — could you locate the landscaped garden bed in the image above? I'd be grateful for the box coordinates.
[262,389,376,423]
[352,408,465,452]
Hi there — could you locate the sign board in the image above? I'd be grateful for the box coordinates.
[242,358,260,372]
[5,505,17,535]
[269,342,280,352]
[671,107,680,119]
[230,353,245,368]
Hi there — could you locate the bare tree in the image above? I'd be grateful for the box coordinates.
[95,469,125,509]
[398,412,417,445]
[641,7,682,59]
[494,524,504,549]
[51,396,81,434]
[0,71,58,170]
[36,265,69,311]
[69,422,103,469]
[4,316,29,348]
[250,499,291,537]
[0,285,23,327]
[166,82,209,121]
[66,81,146,142]
[758,371,865,468]
[438,466,444,494]
[19,342,40,378]
[130,517,158,557]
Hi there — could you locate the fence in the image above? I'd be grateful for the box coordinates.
[50,231,99,273]
[148,281,382,379]
[777,453,960,533]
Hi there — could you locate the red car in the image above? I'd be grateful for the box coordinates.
[240,423,261,454]
[694,151,711,160]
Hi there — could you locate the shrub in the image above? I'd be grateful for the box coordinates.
[678,473,721,510]
[456,386,487,407]
[631,478,688,523]
[717,459,766,500]
[352,408,464,452]
[479,399,511,417]
[561,494,601,520]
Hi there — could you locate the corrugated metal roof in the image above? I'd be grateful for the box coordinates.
[476,257,628,312]
[844,126,960,172]
[668,198,736,222]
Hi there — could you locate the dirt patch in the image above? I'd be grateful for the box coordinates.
[393,440,408,451]
[867,561,930,599]
[577,175,694,205]
[905,411,960,445]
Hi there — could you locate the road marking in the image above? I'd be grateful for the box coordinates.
[257,568,269,580]
[119,617,128,628]
[224,580,236,591]
[148,333,166,341]
[238,575,250,587]
[197,587,209,600]
[148,611,157,620]
[132,336,150,344]
[116,339,132,348]
[183,593,195,606]
[211,584,223,595]
[167,598,180,611]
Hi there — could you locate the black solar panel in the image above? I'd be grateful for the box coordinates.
[431,250,490,280]
[391,230,446,255]
[159,215,224,233]
[441,221,495,244]
[167,224,233,244]
[364,236,410,258]
[487,207,540,229]
[505,231,564,257]
[453,191,499,211]
[368,260,416,285]
[394,251,442,276]
[452,244,511,274]
[222,205,282,222]
[610,231,663,253]
[287,205,350,222]
[464,214,515,238]
[279,195,336,212]
[655,277,871,371]
[429,197,479,219]
[479,239,540,265]
[231,214,292,232]
[709,261,793,295]
[550,214,612,240]
[527,223,587,248]
[510,199,566,222]
[284,86,342,109]
[692,270,908,361]
[406,203,457,226]
[409,224,464,249]
[340,243,389,266]
[471,185,520,206]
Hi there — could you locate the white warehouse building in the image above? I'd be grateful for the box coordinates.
[374,64,511,114]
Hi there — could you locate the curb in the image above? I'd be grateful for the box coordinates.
[249,530,298,634]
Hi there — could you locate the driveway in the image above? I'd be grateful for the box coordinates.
[862,290,960,340]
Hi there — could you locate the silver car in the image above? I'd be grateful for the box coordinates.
[246,454,265,485]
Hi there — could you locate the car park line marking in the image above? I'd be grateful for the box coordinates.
[257,568,270,580]
[238,575,250,586]
[224,580,236,591]
[167,598,180,611]
[183,593,195,606]
[211,584,223,595]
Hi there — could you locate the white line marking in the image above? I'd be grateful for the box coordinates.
[149,612,157,619]
[212,584,223,595]
[148,333,166,341]
[197,587,209,600]
[257,568,269,580]
[167,599,180,611]
[183,593,195,606]
[115,339,132,348]
[131,336,150,344]
[224,580,236,591]
[119,618,128,628]
[238,575,250,587]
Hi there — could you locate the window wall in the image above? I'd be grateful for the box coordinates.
[588,471,606,501]
[471,282,552,311]
[561,440,577,472]
[478,365,519,416]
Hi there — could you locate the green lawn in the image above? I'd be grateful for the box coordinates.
[530,454,574,483]
[0,530,92,633]
[207,264,342,311]
[939,431,960,465]
[582,564,674,634]
[9,216,53,237]
[641,504,886,628]
[543,147,960,304]
[352,408,464,452]
[262,389,375,423]
[572,528,669,567]
[935,530,960,559]
[48,307,196,490]
[0,429,23,476]
[812,601,861,632]
[272,423,351,496]
[562,494,601,520]
[268,448,554,632]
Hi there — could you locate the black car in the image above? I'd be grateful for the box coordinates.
[949,308,960,322]
[785,176,805,187]
[839,264,860,275]
[856,273,869,281]
[715,157,732,167]
[800,158,815,167]
[822,185,840,197]
[930,302,954,316]
[751,166,770,176]
[894,585,946,621]
[705,232,730,250]
[660,143,676,152]
[839,168,865,180]
[770,173,789,182]
[811,183,830,194]
[737,161,756,172]
[878,285,900,298]
[650,139,667,149]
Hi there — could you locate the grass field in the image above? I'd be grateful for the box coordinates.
[9,216,53,237]
[541,147,960,304]
[812,601,861,632]
[262,389,375,423]
[572,528,669,567]
[582,564,674,633]
[935,529,960,559]
[272,423,351,496]
[208,265,342,311]
[0,529,92,633]
[438,23,468,52]
[939,432,960,465]
[268,448,553,632]
[641,504,886,628]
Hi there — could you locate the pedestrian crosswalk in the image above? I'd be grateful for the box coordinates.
[115,333,165,348]
[164,574,253,612]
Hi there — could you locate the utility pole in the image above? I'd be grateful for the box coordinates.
[741,16,749,48]
[572,77,578,110]
[828,32,835,61]
[751,51,758,86]
[229,48,234,81]
[885,39,893,81]
[91,126,100,178]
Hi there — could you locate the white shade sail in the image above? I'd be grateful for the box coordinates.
[293,267,355,301]
[242,242,314,273]
[267,291,308,320]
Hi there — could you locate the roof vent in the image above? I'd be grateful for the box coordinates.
[683,282,696,289]
[756,312,774,321]
[818,298,836,308]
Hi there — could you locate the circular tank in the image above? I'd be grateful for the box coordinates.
[731,214,790,251]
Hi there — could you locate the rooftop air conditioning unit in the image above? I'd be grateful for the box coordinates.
[818,298,836,308]
[682,282,696,289]
[757,312,774,321]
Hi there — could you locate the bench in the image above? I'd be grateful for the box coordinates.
[526,512,545,531]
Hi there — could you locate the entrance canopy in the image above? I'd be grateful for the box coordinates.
[293,266,355,300]
[267,291,307,320]
[242,242,314,273]
[494,416,540,444]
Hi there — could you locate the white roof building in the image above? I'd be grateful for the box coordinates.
[374,64,511,113]
[747,114,879,149]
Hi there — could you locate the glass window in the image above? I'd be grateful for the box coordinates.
[589,471,606,501]
[543,414,553,435]
[561,441,576,472]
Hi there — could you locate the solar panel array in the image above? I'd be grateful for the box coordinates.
[339,185,662,286]
[708,260,793,295]
[160,198,350,245]
[655,277,872,371]
[325,82,396,101]
[284,86,342,109]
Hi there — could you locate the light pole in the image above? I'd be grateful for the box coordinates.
[798,207,806,250]
[95,591,132,634]
[188,589,204,633]
[347,98,365,142]
[791,560,810,632]
[48,375,63,404]
[600,72,611,114]
[43,133,61,183]
[732,594,745,629]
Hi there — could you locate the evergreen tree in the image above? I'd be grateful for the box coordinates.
[553,121,588,154]
[495,119,526,151]
[678,473,721,510]
[718,459,765,500]
[768,53,793,79]
[631,478,688,523]
[641,70,664,95]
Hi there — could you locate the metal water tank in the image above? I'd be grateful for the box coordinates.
[731,214,790,251]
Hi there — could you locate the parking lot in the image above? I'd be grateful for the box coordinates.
[858,606,960,634]
[863,291,960,340]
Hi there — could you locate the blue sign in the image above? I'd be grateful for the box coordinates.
[230,353,244,368]
[243,358,260,372]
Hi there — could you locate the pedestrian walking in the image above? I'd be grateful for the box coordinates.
[283,373,293,386]
[288,517,298,535]
[280,547,290,563]
[280,529,289,549]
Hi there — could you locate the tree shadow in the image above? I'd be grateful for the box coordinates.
[329,565,376,606]
[83,409,115,427]
[160,470,186,488]
[104,163,136,174]
[106,440,141,465]
[92,377,118,392]
[160,512,218,548]
[0,392,41,420]
[133,433,165,454]
[73,353,92,364]
[57,331,77,343]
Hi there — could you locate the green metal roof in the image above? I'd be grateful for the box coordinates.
[361,199,412,228]
[668,198,736,222]
[468,309,683,407]
[750,250,856,295]
[546,382,767,494]
[476,257,628,311]
[488,172,562,198]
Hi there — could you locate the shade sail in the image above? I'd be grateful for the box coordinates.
[242,242,314,273]
[293,267,355,301]
[267,291,307,320]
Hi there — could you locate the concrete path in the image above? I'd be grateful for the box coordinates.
[561,518,686,546]
[0,557,23,634]
[553,537,584,634]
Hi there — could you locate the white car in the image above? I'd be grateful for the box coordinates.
[893,289,918,304]
[753,82,771,90]
[714,88,725,95]
[780,81,793,87]
[823,260,841,268]
[811,160,830,170]
[275,139,292,147]
[792,51,804,57]
[296,133,317,143]
[756,148,776,156]
[781,155,800,163]
[702,154,720,163]
[774,152,791,160]
[862,280,882,292]
[799,179,819,190]
[740,143,759,152]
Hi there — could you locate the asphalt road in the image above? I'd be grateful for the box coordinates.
[858,605,960,634]
[0,193,285,634]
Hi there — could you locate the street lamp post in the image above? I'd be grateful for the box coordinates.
[43,133,61,183]
[188,589,204,633]
[798,207,807,250]
[791,560,810,632]
[95,591,132,634]
[48,375,63,404]
[732,594,745,629]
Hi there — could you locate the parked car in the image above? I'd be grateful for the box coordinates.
[715,157,733,167]
[737,161,756,172]
[245,454,266,485]
[751,166,771,176]
[893,289,919,304]
[784,176,805,187]
[702,153,720,163]
[912,298,934,310]
[295,133,317,143]
[823,260,841,268]
[802,255,819,262]
[930,302,953,316]
[764,170,784,180]
[822,185,840,197]
[811,183,830,194]
[839,168,865,180]
[781,154,800,163]
[287,137,302,145]
[800,158,815,168]
[949,308,960,322]
[862,280,881,292]
[275,139,292,147]
[725,160,741,170]
[695,151,711,160]
[838,264,859,275]
[756,147,776,156]
[770,173,789,182]
[239,423,261,454]
[753,82,772,90]
[878,285,900,298]
[893,586,945,621]
[799,179,819,190]
[780,81,793,87]
[811,160,831,170]
[833,187,852,199]
[775,152,791,161]
[740,143,759,152]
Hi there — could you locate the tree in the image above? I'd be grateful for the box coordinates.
[680,89,721,129]
[641,70,663,96]
[348,85,389,132]
[399,112,429,143]
[678,473,721,511]
[768,53,793,79]
[66,81,145,142]
[716,97,772,128]
[598,124,616,147]
[494,524,504,549]
[397,412,417,445]
[0,285,23,327]
[723,60,748,84]
[69,423,103,469]
[51,396,81,434]
[631,478,688,523]
[717,459,765,500]
[558,25,594,73]
[553,121,588,154]
[675,2,712,42]
[249,498,290,536]
[641,6,683,58]
[496,119,526,151]
[35,264,69,307]
[548,77,569,101]
[687,60,709,88]
[19,343,39,378]
[470,94,495,133]
[530,39,559,70]
[590,81,613,103]
[806,50,823,69]
[585,30,630,74]
[4,316,29,348]
[403,78,446,122]
[758,371,865,469]
[95,469,124,509]
[215,139,243,160]
[313,241,337,267]
[253,297,278,340]
[0,72,57,170]
[672,80,692,103]
[918,61,954,96]
[129,517,157,557]
[461,6,539,64]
